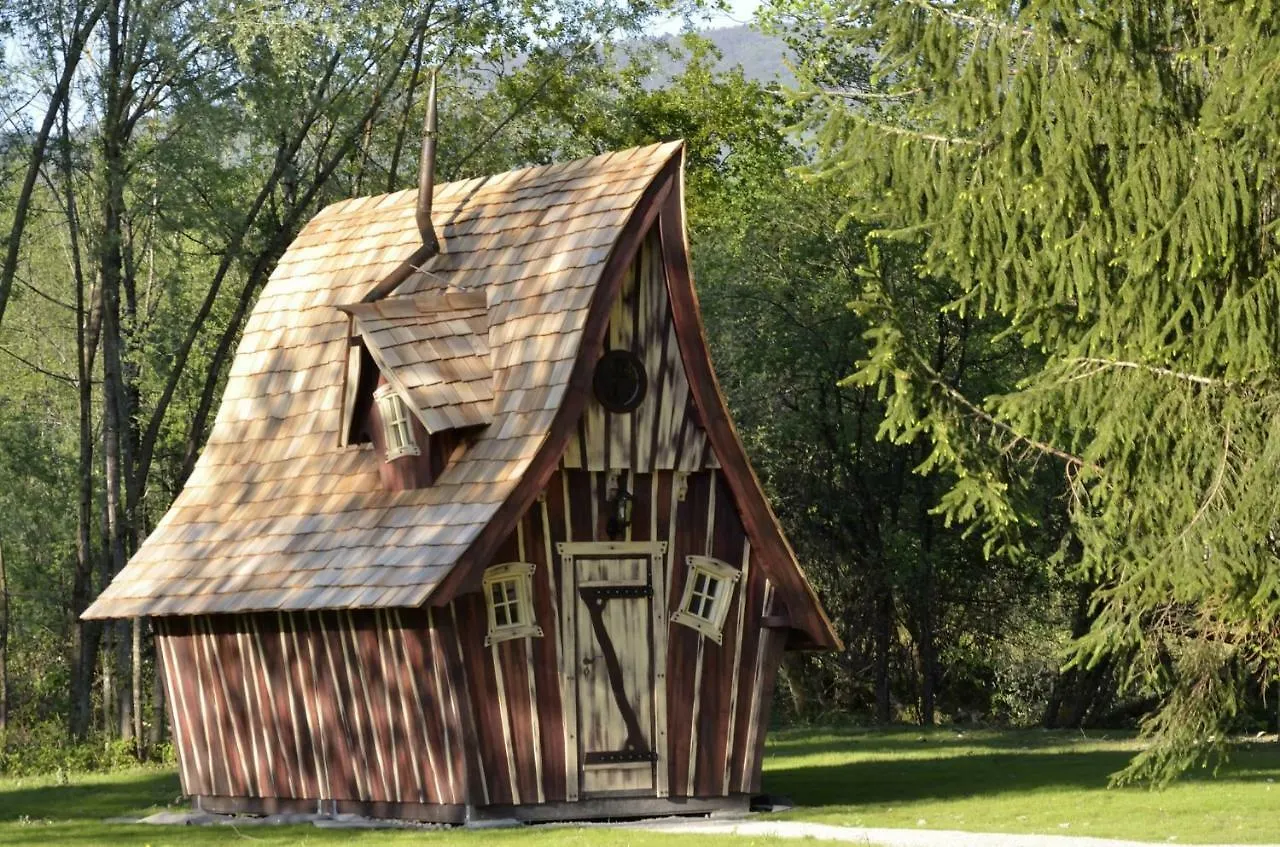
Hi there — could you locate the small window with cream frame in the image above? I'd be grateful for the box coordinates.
[671,555,741,643]
[482,562,543,645]
[374,384,419,461]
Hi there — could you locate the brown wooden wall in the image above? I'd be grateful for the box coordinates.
[451,226,784,804]
[363,373,460,490]
[563,233,717,472]
[156,607,479,806]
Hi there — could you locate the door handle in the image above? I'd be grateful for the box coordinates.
[581,655,594,677]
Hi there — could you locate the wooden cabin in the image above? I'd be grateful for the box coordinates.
[84,139,840,823]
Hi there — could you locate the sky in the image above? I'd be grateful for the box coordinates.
[652,0,763,35]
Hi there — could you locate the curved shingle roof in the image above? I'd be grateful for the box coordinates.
[84,141,683,619]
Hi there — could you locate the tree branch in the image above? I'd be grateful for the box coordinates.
[914,352,1098,472]
[0,345,78,386]
[1068,358,1226,388]
[0,0,110,330]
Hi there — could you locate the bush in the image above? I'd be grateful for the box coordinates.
[0,722,157,777]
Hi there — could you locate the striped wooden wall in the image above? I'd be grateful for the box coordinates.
[156,221,788,810]
[563,233,716,472]
[156,607,478,808]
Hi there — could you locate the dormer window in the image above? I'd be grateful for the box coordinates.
[374,385,419,461]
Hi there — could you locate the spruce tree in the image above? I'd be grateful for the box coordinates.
[778,0,1280,782]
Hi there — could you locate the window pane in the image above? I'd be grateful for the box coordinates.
[491,583,504,607]
[693,573,707,594]
[704,576,720,599]
[494,603,508,627]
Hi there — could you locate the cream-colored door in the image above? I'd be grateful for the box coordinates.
[574,553,657,796]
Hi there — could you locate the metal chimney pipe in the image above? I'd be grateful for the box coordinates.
[416,67,441,255]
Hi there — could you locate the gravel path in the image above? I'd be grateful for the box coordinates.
[619,818,1278,847]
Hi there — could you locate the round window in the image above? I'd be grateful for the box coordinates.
[593,350,647,413]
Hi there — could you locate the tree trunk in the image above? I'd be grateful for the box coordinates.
[916,464,939,726]
[55,82,102,739]
[0,541,9,731]
[778,654,808,719]
[131,618,143,753]
[100,630,113,734]
[1044,582,1107,728]
[873,580,892,723]
[99,0,135,744]
[917,590,937,725]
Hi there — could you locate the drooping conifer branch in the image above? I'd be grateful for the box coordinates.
[1067,358,1228,388]
[913,352,1096,472]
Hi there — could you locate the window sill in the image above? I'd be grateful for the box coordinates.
[671,609,725,644]
[485,623,543,646]
[384,445,421,461]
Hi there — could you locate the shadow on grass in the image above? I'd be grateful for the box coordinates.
[765,728,1133,759]
[763,730,1280,809]
[764,748,1136,807]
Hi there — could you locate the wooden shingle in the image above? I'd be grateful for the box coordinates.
[82,140,683,619]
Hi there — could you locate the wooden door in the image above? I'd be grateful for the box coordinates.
[561,542,668,798]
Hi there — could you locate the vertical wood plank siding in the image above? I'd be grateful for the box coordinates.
[156,220,789,809]
[453,468,779,804]
[160,609,473,805]
[563,235,716,473]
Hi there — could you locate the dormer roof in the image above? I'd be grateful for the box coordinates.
[340,292,493,433]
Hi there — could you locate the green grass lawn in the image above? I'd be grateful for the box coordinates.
[0,767,771,846]
[761,726,1280,843]
[3,728,1280,845]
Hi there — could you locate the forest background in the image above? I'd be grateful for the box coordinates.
[0,0,1266,787]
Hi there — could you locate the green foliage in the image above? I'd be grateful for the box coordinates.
[782,0,1280,782]
[0,722,155,777]
[0,0,713,749]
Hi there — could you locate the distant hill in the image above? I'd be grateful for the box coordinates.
[692,25,794,85]
[633,25,795,88]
